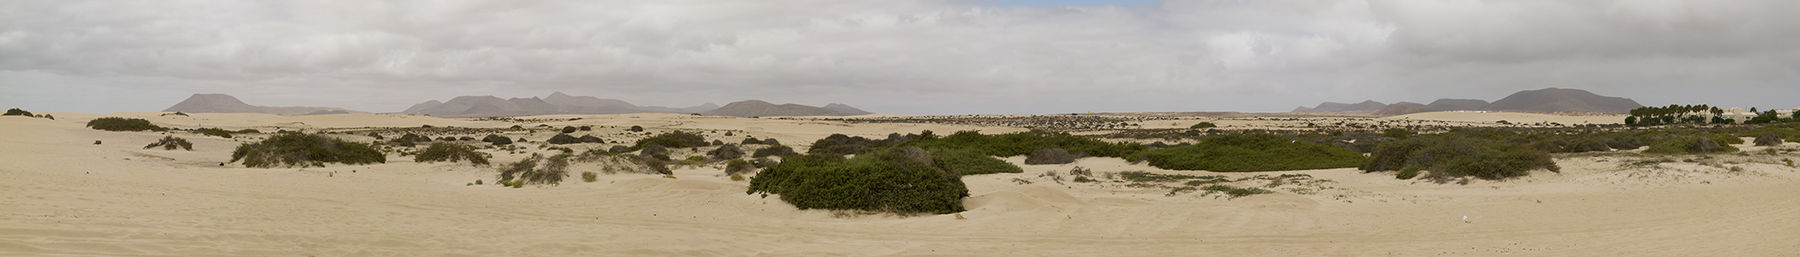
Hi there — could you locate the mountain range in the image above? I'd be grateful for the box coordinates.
[162,94,356,116]
[398,92,868,117]
[1294,88,1642,115]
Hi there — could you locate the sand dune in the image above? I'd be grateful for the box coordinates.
[3,112,1798,256]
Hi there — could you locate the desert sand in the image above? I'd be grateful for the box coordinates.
[3,112,1798,256]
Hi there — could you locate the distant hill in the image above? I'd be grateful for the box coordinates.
[1424,99,1490,111]
[1484,88,1642,113]
[402,92,866,117]
[1293,100,1387,113]
[1293,88,1638,116]
[701,100,872,117]
[1372,102,1431,116]
[163,94,354,116]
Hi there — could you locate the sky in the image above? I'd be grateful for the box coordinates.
[3,0,1798,115]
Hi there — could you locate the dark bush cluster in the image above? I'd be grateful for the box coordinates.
[1646,136,1738,154]
[927,147,1022,176]
[4,108,33,116]
[708,144,744,160]
[1139,133,1364,172]
[1190,122,1217,129]
[632,131,707,149]
[546,133,606,144]
[496,153,572,185]
[1023,148,1080,165]
[415,142,491,165]
[231,133,386,168]
[725,159,755,174]
[752,145,798,158]
[196,128,233,138]
[144,136,193,151]
[481,134,513,145]
[87,117,166,132]
[1755,134,1785,146]
[742,137,762,144]
[747,147,969,214]
[628,125,645,132]
[1361,129,1559,181]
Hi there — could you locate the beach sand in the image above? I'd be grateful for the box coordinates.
[2,112,1797,256]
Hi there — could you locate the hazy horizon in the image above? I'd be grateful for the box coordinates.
[5,0,1800,115]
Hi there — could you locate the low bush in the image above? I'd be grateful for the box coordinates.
[1646,136,1738,154]
[1023,148,1080,165]
[725,159,755,174]
[496,153,570,185]
[3,108,31,116]
[1361,129,1559,181]
[1202,185,1269,198]
[632,131,707,150]
[578,135,604,143]
[1190,122,1217,129]
[414,143,490,165]
[1754,134,1784,146]
[608,145,630,153]
[752,145,799,158]
[562,126,578,133]
[196,128,233,138]
[1382,128,1415,139]
[639,144,671,161]
[629,125,645,132]
[929,147,1023,176]
[762,138,780,145]
[236,129,261,134]
[1139,133,1364,172]
[482,134,513,145]
[144,136,193,151]
[87,117,166,132]
[708,144,744,160]
[1118,171,1212,182]
[231,133,386,168]
[546,134,582,144]
[742,138,763,144]
[747,147,969,214]
[582,171,598,182]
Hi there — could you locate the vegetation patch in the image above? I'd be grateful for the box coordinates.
[1361,129,1558,181]
[87,117,166,132]
[3,108,32,116]
[196,128,234,138]
[231,133,386,168]
[1645,136,1738,154]
[414,143,491,165]
[752,145,799,158]
[708,144,745,160]
[747,147,970,214]
[1023,148,1080,165]
[928,147,1023,176]
[144,136,193,151]
[1139,133,1364,172]
[633,131,707,149]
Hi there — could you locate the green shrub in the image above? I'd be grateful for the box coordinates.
[231,133,386,168]
[1396,166,1420,179]
[746,148,969,214]
[742,137,763,144]
[414,143,491,165]
[582,171,598,182]
[725,159,755,174]
[562,126,578,133]
[3,108,31,116]
[1023,148,1080,165]
[144,136,193,151]
[1140,133,1364,172]
[481,134,513,145]
[1118,171,1212,182]
[1202,185,1269,198]
[86,117,166,132]
[639,144,671,161]
[762,138,781,145]
[1646,136,1738,154]
[629,125,645,132]
[911,130,1144,158]
[1361,130,1558,181]
[236,129,261,134]
[928,147,1023,176]
[1382,128,1415,139]
[1755,134,1784,146]
[752,145,798,158]
[1190,122,1217,129]
[196,128,233,138]
[546,134,582,144]
[708,144,745,160]
[632,131,707,150]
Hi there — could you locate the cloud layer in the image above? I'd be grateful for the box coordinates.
[3,0,1797,114]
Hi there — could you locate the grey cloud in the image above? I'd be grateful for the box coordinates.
[1,0,1797,114]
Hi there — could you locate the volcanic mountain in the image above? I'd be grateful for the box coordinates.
[163,94,355,116]
[700,100,873,117]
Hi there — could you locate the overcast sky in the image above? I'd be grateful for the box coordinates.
[3,0,1798,114]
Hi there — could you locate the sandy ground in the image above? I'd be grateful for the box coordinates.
[3,112,1798,256]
